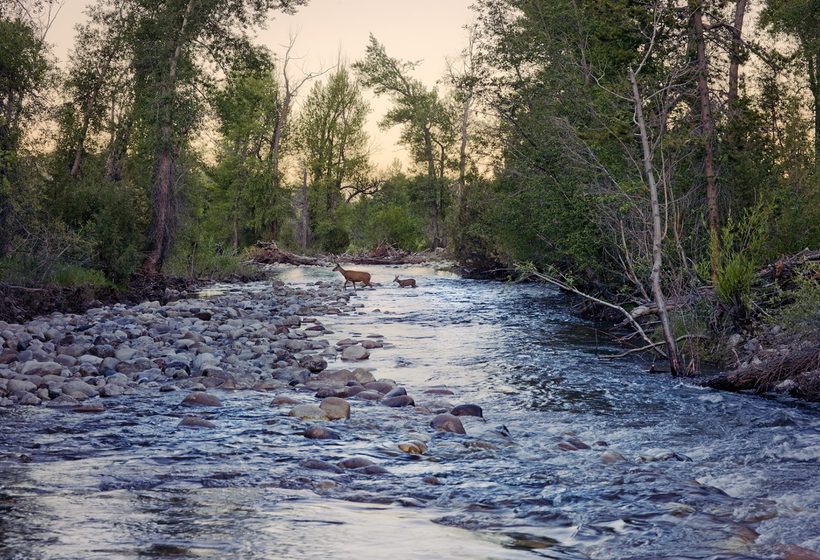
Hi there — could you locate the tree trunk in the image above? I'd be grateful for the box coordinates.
[690,0,720,282]
[144,0,195,274]
[423,127,440,248]
[808,52,819,162]
[629,67,682,376]
[70,49,116,179]
[727,0,748,113]
[298,166,310,251]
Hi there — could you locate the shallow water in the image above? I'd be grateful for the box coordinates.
[1,264,818,559]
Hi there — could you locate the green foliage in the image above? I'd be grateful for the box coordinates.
[53,265,109,287]
[769,266,820,335]
[708,202,772,309]
[313,222,351,254]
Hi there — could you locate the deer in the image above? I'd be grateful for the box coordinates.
[332,263,373,291]
[393,275,417,288]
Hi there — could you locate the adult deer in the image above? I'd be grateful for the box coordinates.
[393,276,416,288]
[332,264,372,291]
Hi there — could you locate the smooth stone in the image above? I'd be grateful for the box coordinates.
[55,354,77,367]
[358,465,389,475]
[424,389,455,396]
[181,392,223,407]
[341,345,369,361]
[300,459,344,473]
[384,386,407,398]
[317,368,375,387]
[360,339,382,349]
[63,380,98,398]
[73,402,105,413]
[289,404,330,421]
[299,355,327,373]
[382,395,415,407]
[319,396,351,420]
[7,379,38,394]
[46,394,80,408]
[430,413,466,434]
[0,350,17,364]
[100,384,125,398]
[601,450,627,464]
[364,381,395,394]
[398,441,428,455]
[353,390,382,401]
[20,361,63,376]
[77,354,104,366]
[179,415,215,428]
[17,392,41,406]
[270,395,300,406]
[451,404,484,418]
[338,457,375,469]
[303,424,341,439]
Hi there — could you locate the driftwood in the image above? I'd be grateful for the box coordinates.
[759,249,820,282]
[340,243,438,265]
[250,242,324,266]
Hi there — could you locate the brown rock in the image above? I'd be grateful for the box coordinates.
[304,424,341,439]
[181,392,223,407]
[269,395,300,406]
[450,404,484,418]
[430,413,466,434]
[289,404,330,421]
[73,402,105,413]
[179,415,215,428]
[319,396,351,420]
[382,395,415,407]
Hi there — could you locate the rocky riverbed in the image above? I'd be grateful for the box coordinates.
[0,278,477,439]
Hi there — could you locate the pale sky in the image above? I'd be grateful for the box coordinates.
[47,0,477,169]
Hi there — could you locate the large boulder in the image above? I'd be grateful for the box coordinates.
[319,396,350,420]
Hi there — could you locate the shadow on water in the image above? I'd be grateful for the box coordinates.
[1,264,819,559]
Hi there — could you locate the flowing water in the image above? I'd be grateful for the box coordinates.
[1,265,818,560]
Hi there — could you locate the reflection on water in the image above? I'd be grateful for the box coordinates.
[1,264,819,559]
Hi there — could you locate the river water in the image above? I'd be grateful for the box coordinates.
[1,265,818,559]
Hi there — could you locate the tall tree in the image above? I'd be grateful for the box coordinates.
[124,0,308,273]
[760,0,820,161]
[297,65,370,216]
[0,11,49,257]
[354,35,452,247]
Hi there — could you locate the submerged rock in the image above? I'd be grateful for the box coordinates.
[430,413,466,434]
[181,392,223,407]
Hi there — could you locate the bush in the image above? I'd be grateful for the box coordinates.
[53,265,109,287]
[314,222,350,254]
[770,266,820,335]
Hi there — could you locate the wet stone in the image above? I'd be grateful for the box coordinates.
[74,402,105,413]
[179,415,215,428]
[319,396,351,420]
[301,459,344,473]
[451,404,484,418]
[270,395,300,406]
[382,395,415,408]
[289,404,330,421]
[430,413,466,434]
[304,424,341,440]
[341,345,369,361]
[181,392,222,407]
[353,390,382,401]
[338,457,376,469]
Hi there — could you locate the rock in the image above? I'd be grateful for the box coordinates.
[317,368,375,387]
[299,355,327,373]
[64,380,98,398]
[181,392,223,407]
[781,545,820,560]
[341,345,369,361]
[430,413,466,434]
[398,441,428,455]
[289,404,330,421]
[451,404,484,418]
[179,415,215,428]
[7,379,38,394]
[338,457,376,469]
[364,381,394,394]
[74,402,105,413]
[46,394,80,408]
[270,395,300,406]
[77,354,104,366]
[360,339,382,349]
[382,395,415,407]
[319,396,351,420]
[353,390,382,401]
[601,450,627,464]
[384,386,407,397]
[100,384,125,398]
[424,388,455,396]
[304,424,341,439]
[0,350,18,365]
[300,459,343,473]
[17,392,41,406]
[20,361,63,376]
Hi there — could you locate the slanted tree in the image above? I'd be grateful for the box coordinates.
[354,35,453,247]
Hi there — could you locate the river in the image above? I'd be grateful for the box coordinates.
[1,264,818,559]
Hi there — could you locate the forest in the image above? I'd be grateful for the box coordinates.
[1,0,818,377]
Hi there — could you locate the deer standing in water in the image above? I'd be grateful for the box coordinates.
[332,264,373,291]
[393,275,417,288]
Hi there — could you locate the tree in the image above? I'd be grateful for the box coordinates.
[760,0,820,161]
[297,64,369,246]
[123,0,308,273]
[0,11,49,257]
[354,35,453,247]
